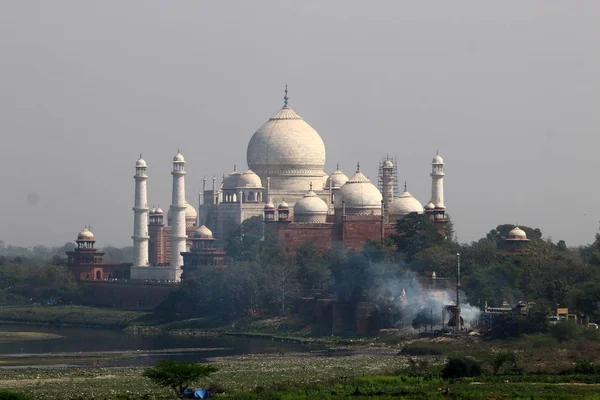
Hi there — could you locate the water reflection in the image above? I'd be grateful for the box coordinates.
[0,324,310,367]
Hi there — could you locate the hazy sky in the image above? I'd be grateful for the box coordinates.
[1,1,599,248]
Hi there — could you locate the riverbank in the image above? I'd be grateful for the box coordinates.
[3,348,600,399]
[0,305,148,329]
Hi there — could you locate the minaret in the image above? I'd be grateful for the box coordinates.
[132,154,149,267]
[430,151,445,209]
[381,156,395,219]
[170,150,187,278]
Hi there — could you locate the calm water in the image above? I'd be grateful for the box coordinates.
[0,324,312,367]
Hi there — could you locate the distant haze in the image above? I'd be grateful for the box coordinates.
[0,1,598,247]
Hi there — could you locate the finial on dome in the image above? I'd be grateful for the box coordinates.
[437,149,439,155]
[357,161,360,172]
[309,182,313,191]
[283,83,289,107]
[233,164,237,172]
[178,148,180,153]
[139,153,143,159]
[404,181,407,191]
[336,162,340,171]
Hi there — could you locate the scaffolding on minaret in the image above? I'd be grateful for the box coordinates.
[377,155,399,199]
[378,155,398,222]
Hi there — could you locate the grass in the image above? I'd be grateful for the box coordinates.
[0,305,147,329]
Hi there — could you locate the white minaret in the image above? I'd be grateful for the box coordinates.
[170,150,187,278]
[430,151,445,209]
[132,154,149,267]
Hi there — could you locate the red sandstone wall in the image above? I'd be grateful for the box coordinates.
[276,224,335,255]
[80,281,174,310]
[342,219,384,250]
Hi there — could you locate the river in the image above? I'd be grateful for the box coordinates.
[0,324,313,368]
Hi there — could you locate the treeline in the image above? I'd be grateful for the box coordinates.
[0,257,80,305]
[157,214,600,325]
[0,243,134,264]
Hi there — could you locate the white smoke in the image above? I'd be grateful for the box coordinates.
[368,265,480,330]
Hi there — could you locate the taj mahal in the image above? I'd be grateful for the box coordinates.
[71,87,449,283]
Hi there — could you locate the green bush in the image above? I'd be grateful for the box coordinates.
[398,342,444,356]
[0,391,35,400]
[441,357,482,379]
[550,321,582,342]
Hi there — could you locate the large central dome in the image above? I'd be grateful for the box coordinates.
[247,91,326,194]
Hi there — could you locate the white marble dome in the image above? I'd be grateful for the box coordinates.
[326,167,349,189]
[238,170,262,188]
[223,171,242,190]
[424,201,435,210]
[173,152,185,162]
[247,104,326,181]
[167,202,197,226]
[135,156,147,168]
[507,226,528,240]
[389,190,424,219]
[278,200,289,210]
[194,225,213,239]
[156,207,164,214]
[77,228,94,241]
[294,189,328,223]
[432,154,444,164]
[264,201,275,210]
[335,169,382,214]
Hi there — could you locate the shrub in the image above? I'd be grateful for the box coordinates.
[549,321,581,342]
[441,357,482,379]
[399,342,444,356]
[142,360,218,395]
[0,392,35,400]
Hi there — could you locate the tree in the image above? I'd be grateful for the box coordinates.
[143,360,218,396]
[393,213,445,262]
[295,243,330,291]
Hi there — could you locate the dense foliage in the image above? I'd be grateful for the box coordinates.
[155,213,600,331]
[0,257,80,305]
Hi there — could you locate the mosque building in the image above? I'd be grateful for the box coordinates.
[126,88,449,282]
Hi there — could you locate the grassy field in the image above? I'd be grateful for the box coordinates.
[0,305,147,329]
[2,351,600,399]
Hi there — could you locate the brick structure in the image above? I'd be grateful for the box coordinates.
[181,225,226,279]
[148,208,170,266]
[66,228,131,281]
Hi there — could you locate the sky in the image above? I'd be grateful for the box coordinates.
[0,1,598,248]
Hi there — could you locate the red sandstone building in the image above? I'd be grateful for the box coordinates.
[66,228,131,281]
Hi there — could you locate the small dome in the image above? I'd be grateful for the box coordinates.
[325,167,349,189]
[335,169,383,213]
[383,159,394,169]
[223,170,242,190]
[389,190,424,218]
[149,207,157,214]
[155,207,164,214]
[264,201,275,210]
[135,156,147,168]
[424,202,435,210]
[432,154,444,164]
[294,189,328,223]
[77,228,94,241]
[185,202,198,219]
[193,225,213,239]
[507,226,528,240]
[278,201,289,210]
[167,202,198,223]
[173,152,185,162]
[238,170,262,188]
